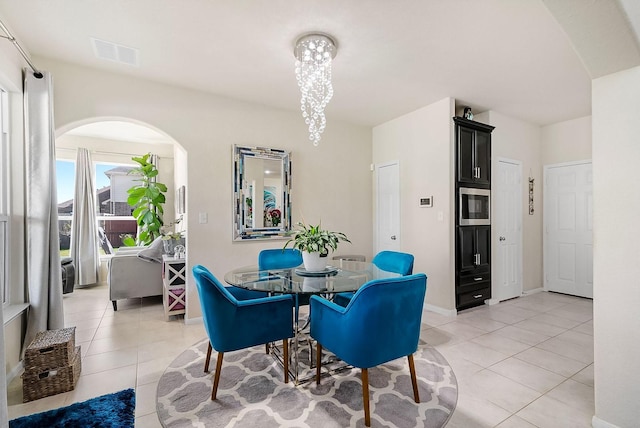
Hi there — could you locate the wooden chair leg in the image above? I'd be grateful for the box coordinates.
[211,352,224,400]
[316,343,322,384]
[204,341,213,373]
[362,368,371,427]
[408,354,420,403]
[283,339,289,383]
[265,343,269,354]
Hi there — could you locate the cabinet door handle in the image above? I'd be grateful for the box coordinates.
[474,166,481,179]
[473,294,483,299]
[474,277,483,281]
[474,253,480,265]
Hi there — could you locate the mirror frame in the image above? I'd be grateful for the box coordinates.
[233,145,292,241]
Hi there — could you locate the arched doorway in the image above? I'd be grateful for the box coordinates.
[54,118,186,284]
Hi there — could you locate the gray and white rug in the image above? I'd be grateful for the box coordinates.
[157,338,457,427]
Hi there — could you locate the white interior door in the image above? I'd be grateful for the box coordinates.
[544,161,593,298]
[495,159,523,301]
[376,162,400,253]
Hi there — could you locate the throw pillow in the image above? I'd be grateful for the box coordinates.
[137,237,164,263]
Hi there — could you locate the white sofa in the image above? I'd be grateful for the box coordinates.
[108,245,163,311]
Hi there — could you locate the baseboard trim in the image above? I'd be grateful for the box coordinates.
[184,316,203,325]
[424,304,457,317]
[592,415,621,428]
[7,360,23,385]
[523,287,544,295]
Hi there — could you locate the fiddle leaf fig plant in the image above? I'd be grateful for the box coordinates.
[127,153,167,246]
[283,221,350,256]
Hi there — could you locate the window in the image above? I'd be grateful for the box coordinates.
[0,88,9,304]
[95,162,137,253]
[56,159,137,256]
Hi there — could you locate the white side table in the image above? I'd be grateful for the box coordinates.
[162,255,186,320]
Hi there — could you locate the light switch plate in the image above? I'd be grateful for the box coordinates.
[198,212,208,224]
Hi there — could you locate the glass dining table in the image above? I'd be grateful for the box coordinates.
[224,259,400,384]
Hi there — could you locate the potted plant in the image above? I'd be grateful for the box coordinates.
[160,216,185,255]
[283,221,350,271]
[126,153,167,246]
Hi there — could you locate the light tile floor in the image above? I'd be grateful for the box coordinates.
[7,284,594,427]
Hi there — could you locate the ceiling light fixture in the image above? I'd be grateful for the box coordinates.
[294,32,337,146]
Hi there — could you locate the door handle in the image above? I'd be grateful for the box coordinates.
[390,235,397,240]
[474,253,480,265]
[474,166,481,179]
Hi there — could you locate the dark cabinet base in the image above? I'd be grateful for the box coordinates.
[457,287,491,310]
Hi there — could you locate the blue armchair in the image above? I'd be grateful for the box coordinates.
[192,265,295,399]
[333,250,415,307]
[310,273,427,427]
[258,248,303,270]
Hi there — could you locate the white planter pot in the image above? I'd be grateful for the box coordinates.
[302,251,326,272]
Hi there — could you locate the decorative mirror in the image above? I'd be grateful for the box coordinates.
[233,145,292,241]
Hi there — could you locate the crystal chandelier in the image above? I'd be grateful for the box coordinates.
[294,33,337,146]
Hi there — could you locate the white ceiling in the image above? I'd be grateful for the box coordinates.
[1,0,639,141]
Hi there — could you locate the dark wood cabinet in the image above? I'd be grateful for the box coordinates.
[457,226,490,274]
[454,117,493,188]
[453,116,494,310]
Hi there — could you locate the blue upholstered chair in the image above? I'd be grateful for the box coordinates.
[333,250,415,307]
[311,273,427,427]
[258,248,303,270]
[192,265,295,399]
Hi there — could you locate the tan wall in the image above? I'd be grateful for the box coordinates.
[35,57,373,321]
[373,98,456,311]
[541,116,592,165]
[592,65,640,427]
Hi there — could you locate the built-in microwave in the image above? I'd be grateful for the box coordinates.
[459,187,490,226]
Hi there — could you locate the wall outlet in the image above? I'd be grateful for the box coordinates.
[198,212,208,224]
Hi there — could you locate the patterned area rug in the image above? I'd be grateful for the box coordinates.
[157,339,457,427]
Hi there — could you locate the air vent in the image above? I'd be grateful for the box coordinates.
[91,37,139,67]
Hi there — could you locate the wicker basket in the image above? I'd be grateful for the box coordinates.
[24,327,76,372]
[22,346,81,402]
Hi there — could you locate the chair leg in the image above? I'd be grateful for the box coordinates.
[265,343,269,354]
[316,343,322,384]
[408,354,420,403]
[211,352,224,400]
[362,368,371,427]
[204,341,213,373]
[112,300,117,311]
[283,339,289,383]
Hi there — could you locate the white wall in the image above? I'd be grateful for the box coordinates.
[372,98,456,311]
[36,57,373,321]
[541,115,592,165]
[480,111,543,293]
[592,65,640,428]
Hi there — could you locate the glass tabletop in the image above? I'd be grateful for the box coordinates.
[224,260,400,295]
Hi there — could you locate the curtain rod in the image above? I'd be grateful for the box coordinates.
[0,18,43,79]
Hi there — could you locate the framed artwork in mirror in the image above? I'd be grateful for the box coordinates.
[233,145,292,241]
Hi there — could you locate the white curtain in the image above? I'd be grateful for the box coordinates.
[0,302,7,428]
[70,148,99,286]
[23,70,64,354]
